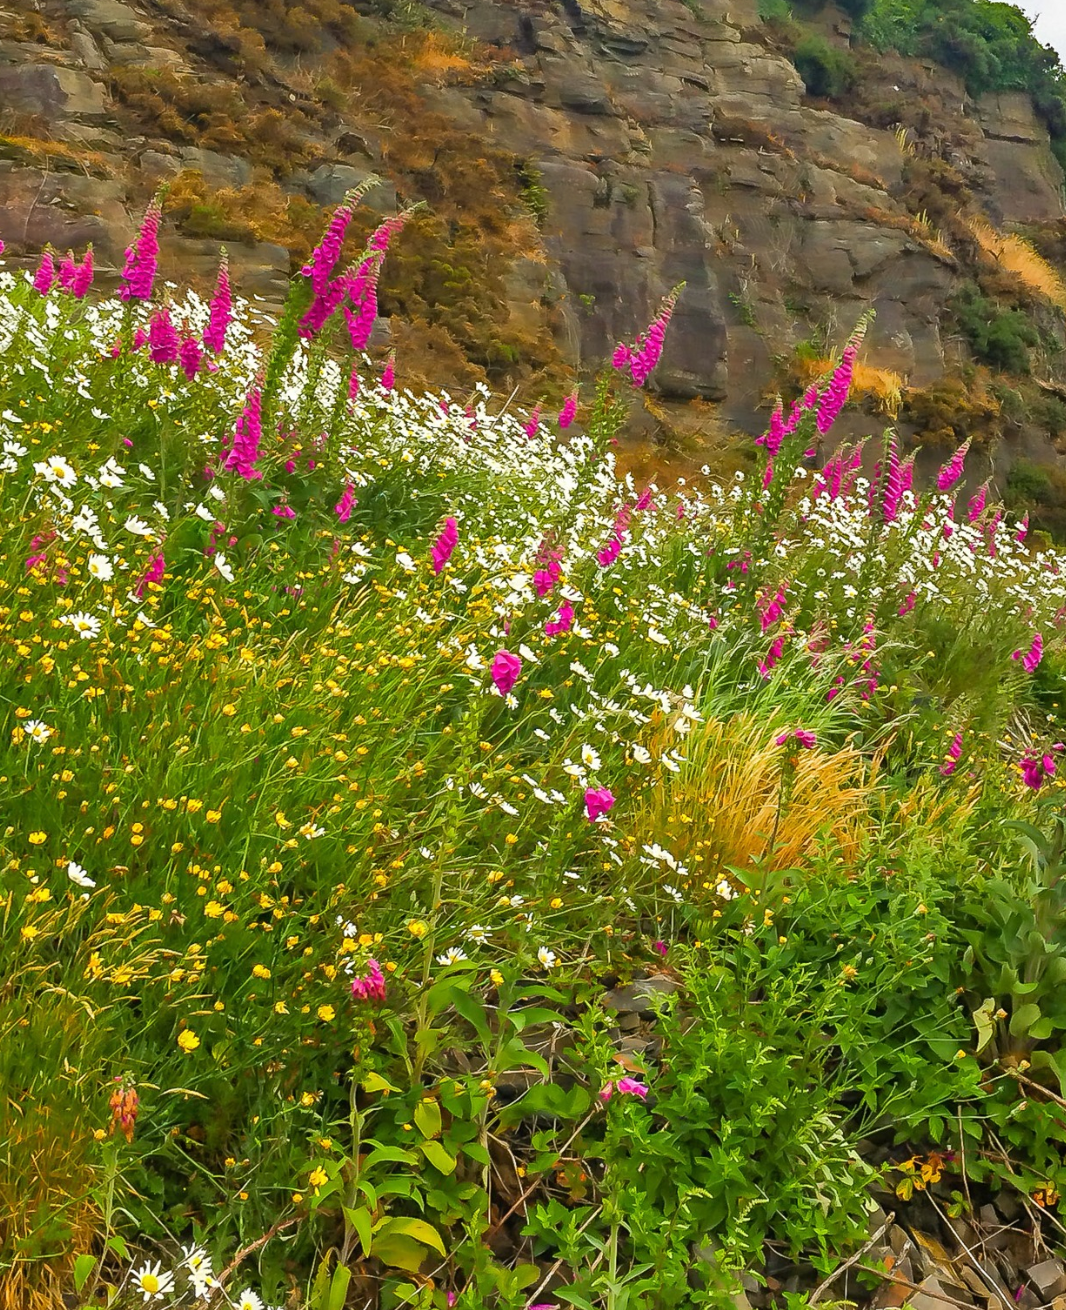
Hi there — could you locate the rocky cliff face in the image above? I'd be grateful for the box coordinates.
[3,0,1065,446]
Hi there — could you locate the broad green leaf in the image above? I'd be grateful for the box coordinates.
[509,1006,562,1033]
[362,1071,401,1095]
[972,997,996,1054]
[362,1145,418,1171]
[73,1255,96,1292]
[419,1139,457,1174]
[371,1232,429,1273]
[328,1264,351,1310]
[451,988,493,1043]
[414,1097,442,1140]
[343,1205,373,1258]
[1010,1002,1042,1037]
[380,1216,447,1256]
[106,1235,129,1261]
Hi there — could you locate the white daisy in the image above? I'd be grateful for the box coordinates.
[67,861,95,889]
[124,515,153,536]
[87,554,113,581]
[466,924,491,944]
[23,720,52,745]
[580,744,601,771]
[537,947,558,970]
[34,454,76,487]
[236,1291,264,1310]
[59,611,102,640]
[130,1260,174,1303]
[436,946,468,966]
[214,553,234,582]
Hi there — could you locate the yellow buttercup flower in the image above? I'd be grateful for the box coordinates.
[177,1029,200,1053]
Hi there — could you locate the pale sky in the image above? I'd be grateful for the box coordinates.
[1017,2,1066,63]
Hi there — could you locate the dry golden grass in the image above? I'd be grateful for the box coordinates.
[969,217,1066,310]
[0,992,102,1310]
[638,713,880,888]
[796,355,905,416]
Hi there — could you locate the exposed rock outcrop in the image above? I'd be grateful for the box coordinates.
[0,0,1063,443]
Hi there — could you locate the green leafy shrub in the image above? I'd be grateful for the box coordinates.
[792,34,859,99]
[952,282,1039,374]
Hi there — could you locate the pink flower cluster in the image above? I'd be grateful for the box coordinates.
[202,255,232,355]
[491,650,522,697]
[1021,750,1061,792]
[759,585,788,632]
[558,391,578,429]
[432,517,458,574]
[584,787,615,822]
[600,1077,648,1102]
[545,600,574,637]
[223,387,263,480]
[135,550,165,598]
[939,732,963,778]
[524,402,542,440]
[1012,632,1043,674]
[611,284,683,387]
[54,248,94,299]
[937,440,969,493]
[335,483,357,524]
[351,959,386,1002]
[758,632,787,680]
[119,193,163,302]
[775,728,817,750]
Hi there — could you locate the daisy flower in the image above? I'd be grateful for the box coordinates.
[436,946,468,966]
[33,454,76,486]
[23,720,52,745]
[87,554,114,581]
[59,611,102,640]
[130,1260,174,1302]
[214,553,234,582]
[236,1290,264,1310]
[67,861,96,889]
[537,947,558,970]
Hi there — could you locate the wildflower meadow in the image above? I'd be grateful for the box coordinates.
[5,189,1066,1310]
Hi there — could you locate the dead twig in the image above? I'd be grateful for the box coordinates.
[810,1212,895,1304]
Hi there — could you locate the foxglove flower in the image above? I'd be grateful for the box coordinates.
[179,335,202,379]
[937,439,970,493]
[940,732,963,777]
[148,307,179,364]
[33,250,56,296]
[585,787,615,821]
[1012,632,1043,674]
[431,517,458,574]
[524,402,542,440]
[224,387,263,480]
[202,253,232,354]
[335,483,357,524]
[72,248,94,299]
[381,353,395,392]
[545,600,574,636]
[119,192,163,302]
[558,391,578,429]
[491,649,522,696]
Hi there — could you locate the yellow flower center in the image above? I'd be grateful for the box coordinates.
[141,1274,160,1293]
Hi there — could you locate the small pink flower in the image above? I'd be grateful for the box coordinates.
[584,787,615,822]
[616,1077,649,1098]
[432,517,458,574]
[491,650,522,696]
[775,728,817,750]
[558,391,578,429]
[545,600,574,637]
[335,483,357,524]
[351,958,386,1002]
[652,940,668,957]
[381,353,395,392]
[272,505,296,519]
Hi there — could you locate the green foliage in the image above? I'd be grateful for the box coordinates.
[793,35,859,100]
[952,282,1039,374]
[860,0,1066,148]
